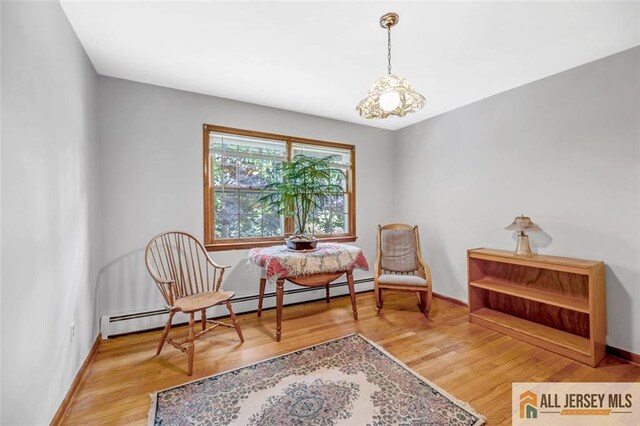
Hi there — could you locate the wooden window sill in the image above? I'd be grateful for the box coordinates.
[205,235,358,252]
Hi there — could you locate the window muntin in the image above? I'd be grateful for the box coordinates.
[211,133,286,240]
[204,125,356,250]
[292,143,351,236]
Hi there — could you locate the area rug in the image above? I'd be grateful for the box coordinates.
[148,334,485,425]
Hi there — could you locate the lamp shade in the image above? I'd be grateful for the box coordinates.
[505,215,542,233]
[356,74,426,119]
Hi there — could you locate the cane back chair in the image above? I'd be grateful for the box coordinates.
[145,231,244,375]
[374,224,433,317]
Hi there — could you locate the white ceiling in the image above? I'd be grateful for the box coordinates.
[60,1,639,131]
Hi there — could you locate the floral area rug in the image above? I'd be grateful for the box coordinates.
[148,334,485,425]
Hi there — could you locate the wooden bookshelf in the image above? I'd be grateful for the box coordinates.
[468,248,606,367]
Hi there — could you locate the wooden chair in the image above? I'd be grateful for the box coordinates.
[374,224,433,317]
[144,231,244,375]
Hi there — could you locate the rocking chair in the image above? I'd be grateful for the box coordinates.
[374,224,433,317]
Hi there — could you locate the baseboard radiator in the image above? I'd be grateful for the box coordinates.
[100,277,374,339]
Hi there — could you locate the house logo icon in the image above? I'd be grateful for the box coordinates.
[519,391,538,419]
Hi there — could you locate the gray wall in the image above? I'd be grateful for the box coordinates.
[393,47,640,354]
[0,1,638,422]
[1,2,101,424]
[96,76,396,333]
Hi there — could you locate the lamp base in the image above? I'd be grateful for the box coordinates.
[514,234,533,256]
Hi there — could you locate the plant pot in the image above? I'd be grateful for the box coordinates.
[285,237,318,251]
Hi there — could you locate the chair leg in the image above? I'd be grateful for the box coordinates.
[226,301,244,343]
[156,311,175,356]
[201,309,207,331]
[419,291,428,317]
[375,286,383,313]
[187,313,195,376]
[325,283,330,303]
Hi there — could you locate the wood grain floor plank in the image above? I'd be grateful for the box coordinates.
[61,292,640,425]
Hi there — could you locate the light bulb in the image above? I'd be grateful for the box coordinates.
[379,90,401,112]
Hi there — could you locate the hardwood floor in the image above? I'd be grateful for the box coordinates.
[62,291,640,425]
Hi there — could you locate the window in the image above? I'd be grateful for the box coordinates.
[203,125,356,250]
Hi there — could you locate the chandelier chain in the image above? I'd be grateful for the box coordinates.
[356,12,426,119]
[387,26,392,75]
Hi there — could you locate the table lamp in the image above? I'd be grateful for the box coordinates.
[505,215,542,256]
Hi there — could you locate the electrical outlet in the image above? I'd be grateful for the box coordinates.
[70,321,76,342]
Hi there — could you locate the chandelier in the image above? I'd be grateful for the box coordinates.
[356,13,426,119]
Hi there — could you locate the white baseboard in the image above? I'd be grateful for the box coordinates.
[100,278,374,339]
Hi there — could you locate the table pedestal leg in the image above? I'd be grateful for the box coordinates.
[257,278,266,317]
[347,271,358,320]
[276,279,284,341]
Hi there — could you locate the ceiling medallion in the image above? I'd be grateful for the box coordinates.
[356,12,426,119]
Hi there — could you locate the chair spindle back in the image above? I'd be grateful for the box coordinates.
[145,231,226,305]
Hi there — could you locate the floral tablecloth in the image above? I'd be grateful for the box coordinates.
[248,243,369,282]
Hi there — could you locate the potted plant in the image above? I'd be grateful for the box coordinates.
[259,154,344,250]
